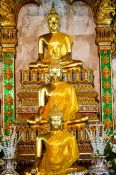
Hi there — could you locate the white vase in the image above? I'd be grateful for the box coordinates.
[1,158,19,175]
[89,155,109,175]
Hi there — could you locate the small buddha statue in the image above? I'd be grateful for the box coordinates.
[29,2,82,70]
[25,105,87,175]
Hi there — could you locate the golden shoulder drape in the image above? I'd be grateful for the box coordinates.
[42,81,78,121]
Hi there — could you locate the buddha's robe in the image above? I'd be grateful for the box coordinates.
[42,81,78,121]
[39,130,79,175]
[40,32,72,64]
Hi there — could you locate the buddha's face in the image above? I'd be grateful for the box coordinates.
[48,16,60,33]
[50,115,62,129]
[50,67,62,82]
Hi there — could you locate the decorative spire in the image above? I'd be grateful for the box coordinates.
[50,2,56,14]
[47,2,60,20]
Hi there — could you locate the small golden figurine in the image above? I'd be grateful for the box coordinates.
[25,105,87,175]
[29,2,82,70]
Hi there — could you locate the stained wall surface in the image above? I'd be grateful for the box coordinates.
[16,1,99,98]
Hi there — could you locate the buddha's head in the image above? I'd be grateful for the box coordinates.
[48,105,63,130]
[47,2,60,33]
[49,57,62,82]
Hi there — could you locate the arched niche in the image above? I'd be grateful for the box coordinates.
[16,1,99,98]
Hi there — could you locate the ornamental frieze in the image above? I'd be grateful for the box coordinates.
[5,119,13,132]
[103,82,111,89]
[0,0,16,26]
[5,83,13,90]
[102,56,109,64]
[17,92,38,99]
[96,0,115,25]
[103,106,111,115]
[1,27,17,45]
[4,68,13,80]
[5,109,13,117]
[102,66,111,79]
[4,94,13,107]
[4,57,13,65]
[102,91,112,104]
[104,117,113,130]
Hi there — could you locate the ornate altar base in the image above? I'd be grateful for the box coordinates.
[16,67,98,151]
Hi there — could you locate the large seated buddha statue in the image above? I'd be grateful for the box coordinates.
[25,106,87,175]
[29,3,82,70]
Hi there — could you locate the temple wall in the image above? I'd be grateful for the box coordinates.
[16,1,99,98]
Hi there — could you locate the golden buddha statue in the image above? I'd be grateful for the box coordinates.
[25,106,87,175]
[27,59,88,125]
[28,60,78,124]
[29,2,82,70]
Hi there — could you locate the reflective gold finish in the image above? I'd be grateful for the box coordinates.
[28,62,79,122]
[20,68,94,86]
[104,117,113,130]
[1,0,115,171]
[5,83,13,90]
[102,57,109,64]
[103,82,111,89]
[29,3,82,70]
[4,57,13,65]
[102,65,111,80]
[5,109,13,117]
[4,94,13,107]
[102,91,112,104]
[16,2,100,161]
[96,0,115,25]
[25,106,87,175]
[5,119,13,132]
[4,68,13,80]
[0,0,15,26]
[103,106,111,115]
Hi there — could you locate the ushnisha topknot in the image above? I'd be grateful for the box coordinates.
[47,2,60,20]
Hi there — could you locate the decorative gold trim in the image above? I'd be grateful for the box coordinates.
[5,119,13,132]
[4,95,13,107]
[2,47,16,53]
[102,91,112,104]
[5,109,13,117]
[102,57,109,64]
[102,66,111,79]
[103,107,111,115]
[103,82,111,89]
[96,0,115,25]
[4,68,13,80]
[99,45,111,50]
[0,0,16,27]
[5,83,13,90]
[4,57,13,65]
[104,117,113,130]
